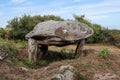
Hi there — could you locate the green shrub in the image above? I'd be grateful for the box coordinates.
[36,60,48,66]
[23,58,33,68]
[60,48,67,54]
[15,40,27,47]
[12,57,20,65]
[111,34,120,48]
[68,49,75,59]
[99,48,110,59]
[10,45,17,53]
[60,48,75,59]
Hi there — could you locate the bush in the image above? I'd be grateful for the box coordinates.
[0,28,5,38]
[111,34,120,48]
[99,48,110,59]
[68,49,75,59]
[23,58,33,68]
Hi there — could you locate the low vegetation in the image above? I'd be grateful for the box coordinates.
[99,48,110,59]
[74,71,87,80]
[0,14,120,80]
[0,14,119,48]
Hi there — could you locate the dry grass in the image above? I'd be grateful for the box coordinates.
[0,44,120,80]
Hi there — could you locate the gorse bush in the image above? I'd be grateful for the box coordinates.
[99,48,110,59]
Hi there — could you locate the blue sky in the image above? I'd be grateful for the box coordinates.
[0,0,120,29]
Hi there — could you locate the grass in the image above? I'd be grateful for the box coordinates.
[60,48,75,59]
[0,38,27,48]
[99,48,110,59]
[23,57,34,68]
[74,71,87,80]
[0,39,120,80]
[0,38,61,68]
[76,63,93,72]
[0,38,29,67]
[36,60,48,66]
[51,77,60,80]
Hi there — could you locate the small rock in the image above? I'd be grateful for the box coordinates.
[21,67,29,72]
[64,70,74,80]
[94,73,120,80]
[59,65,74,71]
[44,66,50,71]
[0,48,8,60]
[0,56,3,60]
[52,74,64,80]
[104,73,119,79]
[94,73,103,80]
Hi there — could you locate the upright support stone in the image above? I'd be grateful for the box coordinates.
[28,38,38,62]
[28,38,48,62]
[75,39,85,58]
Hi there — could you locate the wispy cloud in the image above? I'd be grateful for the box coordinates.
[88,15,109,20]
[11,0,27,3]
[10,0,120,18]
[0,0,120,29]
[73,0,81,2]
[45,0,120,18]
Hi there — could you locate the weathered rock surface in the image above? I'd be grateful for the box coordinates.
[52,65,74,80]
[0,48,8,60]
[94,73,120,80]
[64,70,74,80]
[20,67,29,72]
[26,20,93,42]
[52,74,64,80]
[25,20,94,62]
[59,65,74,71]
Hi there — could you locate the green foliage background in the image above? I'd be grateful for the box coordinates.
[0,14,120,47]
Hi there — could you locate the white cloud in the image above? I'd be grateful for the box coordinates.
[7,0,120,21]
[48,0,120,17]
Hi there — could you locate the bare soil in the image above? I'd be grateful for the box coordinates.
[0,44,120,80]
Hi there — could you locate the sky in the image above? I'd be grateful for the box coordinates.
[0,0,120,29]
